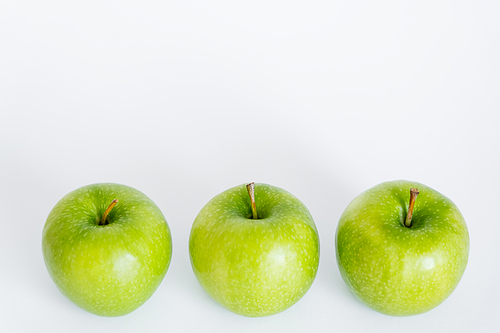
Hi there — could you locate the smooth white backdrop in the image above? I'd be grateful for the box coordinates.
[1,1,498,332]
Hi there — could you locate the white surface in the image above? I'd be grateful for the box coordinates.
[1,1,499,332]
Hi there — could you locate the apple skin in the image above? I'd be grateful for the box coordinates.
[189,183,320,317]
[336,180,469,316]
[42,183,172,317]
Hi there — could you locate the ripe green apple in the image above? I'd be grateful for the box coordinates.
[42,183,172,317]
[189,183,320,317]
[336,180,469,316]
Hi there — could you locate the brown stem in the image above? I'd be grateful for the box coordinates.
[100,199,118,225]
[404,188,419,228]
[246,182,258,219]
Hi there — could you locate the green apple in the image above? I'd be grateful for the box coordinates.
[42,183,172,317]
[336,180,469,316]
[189,183,320,317]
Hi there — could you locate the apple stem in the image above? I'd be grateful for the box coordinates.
[246,182,258,219]
[404,188,419,228]
[100,199,118,225]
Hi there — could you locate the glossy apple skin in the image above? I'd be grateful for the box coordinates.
[42,183,172,317]
[189,183,320,317]
[336,180,469,316]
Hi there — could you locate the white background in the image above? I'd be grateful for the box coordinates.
[1,1,499,332]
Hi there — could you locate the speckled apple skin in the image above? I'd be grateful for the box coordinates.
[336,180,469,316]
[42,183,172,317]
[189,183,320,317]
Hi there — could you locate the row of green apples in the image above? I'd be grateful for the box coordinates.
[42,180,469,317]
